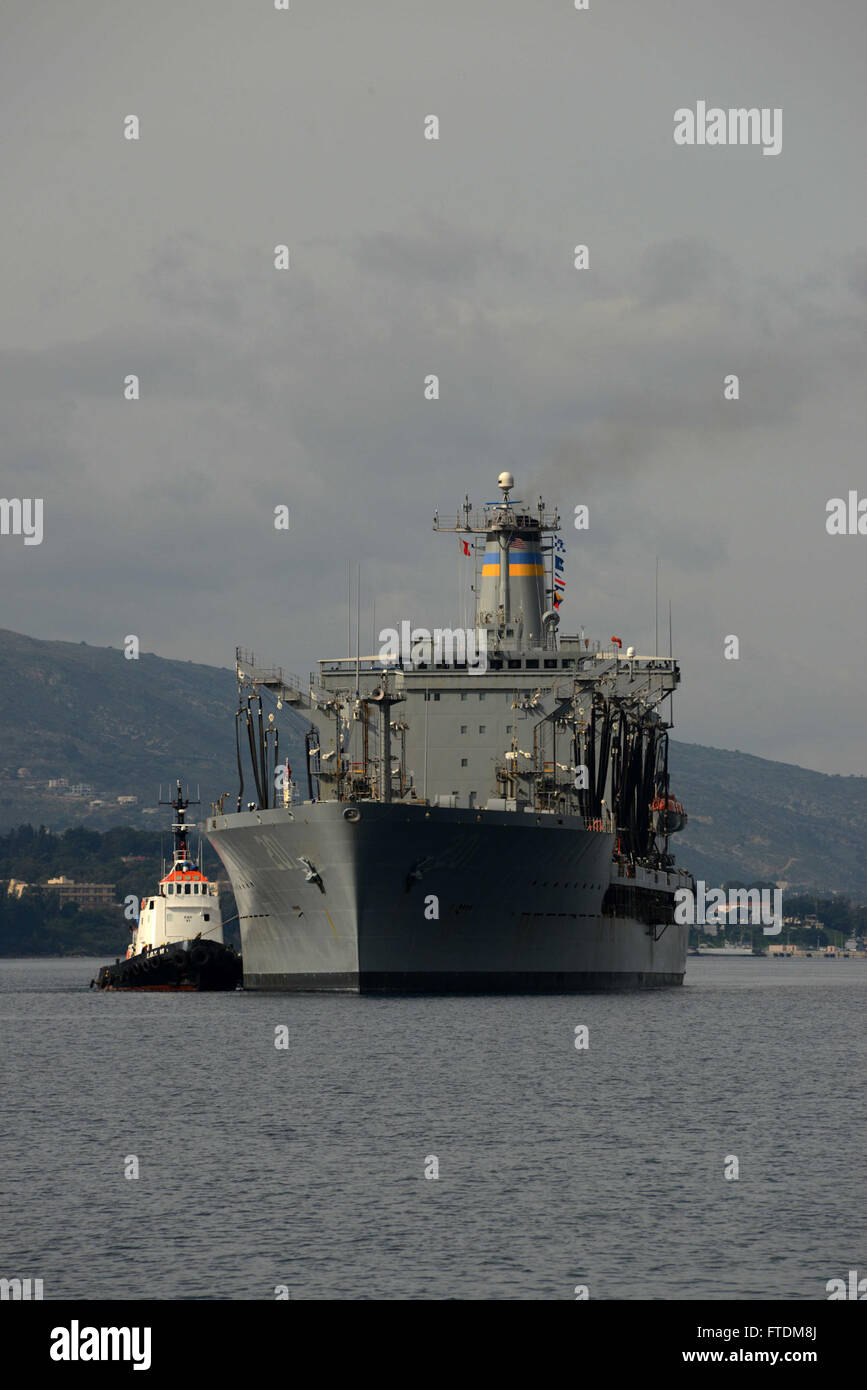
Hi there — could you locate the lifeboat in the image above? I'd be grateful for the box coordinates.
[651,794,687,834]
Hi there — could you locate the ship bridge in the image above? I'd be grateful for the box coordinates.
[159,868,217,898]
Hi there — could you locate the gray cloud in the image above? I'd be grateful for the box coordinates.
[1,0,866,775]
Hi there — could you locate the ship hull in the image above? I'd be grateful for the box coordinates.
[207,802,687,992]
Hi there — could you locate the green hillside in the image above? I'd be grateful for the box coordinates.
[669,742,867,897]
[0,628,308,830]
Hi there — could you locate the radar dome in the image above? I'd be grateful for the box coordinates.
[497,471,514,493]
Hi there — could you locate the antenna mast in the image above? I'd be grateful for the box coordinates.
[655,557,659,654]
[355,563,361,696]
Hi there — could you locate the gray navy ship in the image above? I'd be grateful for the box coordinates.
[207,472,693,992]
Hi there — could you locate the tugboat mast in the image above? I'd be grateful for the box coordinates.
[160,780,201,870]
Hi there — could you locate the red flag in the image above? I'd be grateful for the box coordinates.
[461,540,471,556]
[611,636,622,648]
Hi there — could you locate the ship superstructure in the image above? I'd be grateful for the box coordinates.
[207,473,692,991]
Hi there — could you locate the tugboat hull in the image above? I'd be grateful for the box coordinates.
[95,939,241,992]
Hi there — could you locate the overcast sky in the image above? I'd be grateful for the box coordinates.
[1,1,865,773]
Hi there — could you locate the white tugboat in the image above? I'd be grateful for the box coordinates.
[94,782,242,991]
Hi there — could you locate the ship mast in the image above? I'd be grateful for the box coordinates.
[433,471,560,649]
[160,780,200,869]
